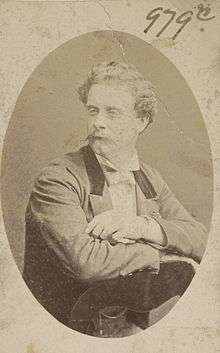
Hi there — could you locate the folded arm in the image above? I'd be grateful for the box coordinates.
[144,168,207,262]
[25,164,160,283]
[85,167,207,263]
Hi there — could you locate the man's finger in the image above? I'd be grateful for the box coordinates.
[112,231,125,241]
[92,224,104,238]
[120,239,136,244]
[85,219,97,234]
[111,238,135,245]
[100,226,117,239]
[111,230,136,244]
[99,228,111,239]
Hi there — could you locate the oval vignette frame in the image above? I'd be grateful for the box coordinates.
[1,30,213,336]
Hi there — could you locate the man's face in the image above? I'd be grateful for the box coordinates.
[85,83,145,157]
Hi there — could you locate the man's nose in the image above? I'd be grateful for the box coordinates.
[93,112,107,129]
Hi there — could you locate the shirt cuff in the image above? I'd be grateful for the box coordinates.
[140,214,168,250]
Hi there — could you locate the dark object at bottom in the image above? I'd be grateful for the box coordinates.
[93,306,129,337]
[69,260,195,336]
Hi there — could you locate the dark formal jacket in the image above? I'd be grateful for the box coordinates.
[23,145,206,325]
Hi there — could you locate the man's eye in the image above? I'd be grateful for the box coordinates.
[107,110,119,118]
[87,108,98,115]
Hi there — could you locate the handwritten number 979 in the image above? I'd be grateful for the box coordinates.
[144,8,193,40]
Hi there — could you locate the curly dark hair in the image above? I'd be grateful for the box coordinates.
[77,61,157,125]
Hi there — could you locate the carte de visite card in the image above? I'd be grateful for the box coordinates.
[0,1,219,352]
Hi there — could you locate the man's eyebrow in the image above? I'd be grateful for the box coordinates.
[106,106,122,112]
[86,104,98,109]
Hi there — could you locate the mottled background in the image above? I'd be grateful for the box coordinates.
[0,1,219,353]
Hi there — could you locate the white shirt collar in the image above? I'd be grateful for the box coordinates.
[96,151,139,172]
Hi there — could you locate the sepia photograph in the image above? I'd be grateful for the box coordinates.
[1,31,213,338]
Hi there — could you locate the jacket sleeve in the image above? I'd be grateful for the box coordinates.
[25,164,160,283]
[149,168,207,263]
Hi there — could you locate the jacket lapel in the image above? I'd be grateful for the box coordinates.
[134,169,160,216]
[82,145,113,216]
[133,169,157,199]
[135,183,159,216]
[82,144,105,196]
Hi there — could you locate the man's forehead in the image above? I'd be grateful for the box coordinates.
[87,83,135,108]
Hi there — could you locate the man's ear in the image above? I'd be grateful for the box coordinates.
[137,116,151,134]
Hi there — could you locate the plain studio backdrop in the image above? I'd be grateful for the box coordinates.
[1,31,213,271]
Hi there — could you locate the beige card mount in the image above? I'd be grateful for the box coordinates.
[0,0,219,352]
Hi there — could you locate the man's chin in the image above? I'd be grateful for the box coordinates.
[88,137,111,156]
[88,137,101,150]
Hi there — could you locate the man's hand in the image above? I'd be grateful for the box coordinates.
[85,210,148,243]
[85,210,167,246]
